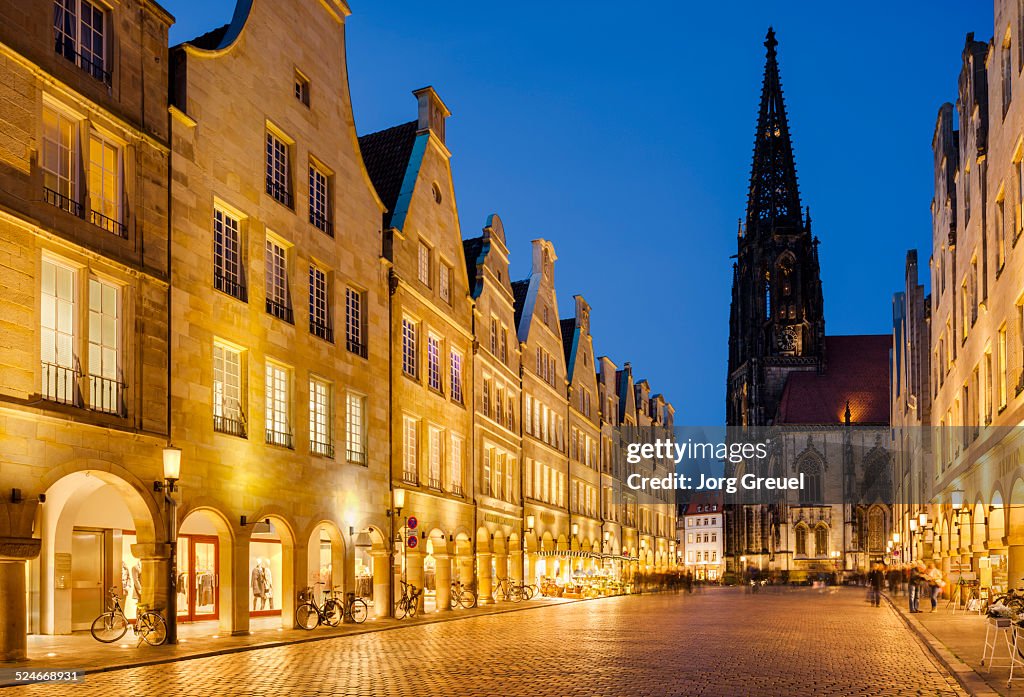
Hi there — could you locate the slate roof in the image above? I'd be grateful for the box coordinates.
[511,280,530,329]
[186,24,229,49]
[776,335,891,425]
[357,121,418,228]
[681,491,724,516]
[560,318,576,372]
[462,237,485,297]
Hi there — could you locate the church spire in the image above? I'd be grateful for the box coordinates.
[747,27,803,235]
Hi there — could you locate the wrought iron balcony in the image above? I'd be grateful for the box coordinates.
[309,211,333,237]
[428,477,442,490]
[450,483,463,496]
[310,320,333,343]
[310,440,334,458]
[54,42,111,86]
[402,470,418,485]
[265,178,293,208]
[265,427,294,449]
[88,373,126,416]
[265,297,293,323]
[41,361,82,407]
[90,209,127,238]
[44,187,82,217]
[214,273,248,302]
[346,447,366,465]
[213,414,247,438]
[346,337,367,358]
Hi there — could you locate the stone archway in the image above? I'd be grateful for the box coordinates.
[177,505,235,634]
[39,468,162,638]
[243,512,297,629]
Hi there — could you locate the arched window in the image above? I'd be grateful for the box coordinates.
[814,525,828,557]
[868,507,885,552]
[795,525,807,556]
[799,457,822,505]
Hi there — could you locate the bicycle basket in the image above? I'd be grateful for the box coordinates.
[298,587,313,603]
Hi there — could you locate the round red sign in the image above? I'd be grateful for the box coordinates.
[407,516,418,530]
[407,535,418,549]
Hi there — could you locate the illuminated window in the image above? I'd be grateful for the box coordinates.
[309,377,332,458]
[265,129,291,206]
[449,434,464,495]
[213,342,245,437]
[450,350,463,403]
[40,258,79,406]
[345,392,366,464]
[88,132,123,235]
[87,277,121,414]
[403,416,418,484]
[401,318,417,378]
[42,105,80,216]
[265,237,291,322]
[213,208,246,301]
[309,264,332,342]
[265,362,292,448]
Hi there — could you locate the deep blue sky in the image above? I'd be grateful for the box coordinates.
[164,1,993,425]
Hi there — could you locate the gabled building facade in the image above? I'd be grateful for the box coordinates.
[361,87,476,613]
[168,0,391,631]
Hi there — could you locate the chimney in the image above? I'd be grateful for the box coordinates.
[413,86,451,145]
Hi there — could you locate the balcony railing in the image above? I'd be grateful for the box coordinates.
[309,211,333,237]
[428,476,442,490]
[310,321,333,343]
[88,373,126,416]
[450,483,463,496]
[214,273,248,302]
[265,297,293,323]
[310,440,334,458]
[346,447,366,465]
[402,470,417,485]
[346,337,367,358]
[55,42,112,86]
[90,209,127,238]
[265,178,293,208]
[41,361,82,407]
[265,428,294,449]
[44,187,82,217]
[214,414,247,438]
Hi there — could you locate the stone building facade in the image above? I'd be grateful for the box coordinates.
[0,0,173,659]
[0,0,677,659]
[901,0,1024,592]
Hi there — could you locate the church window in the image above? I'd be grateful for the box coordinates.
[814,525,828,557]
[799,457,822,505]
[795,526,807,556]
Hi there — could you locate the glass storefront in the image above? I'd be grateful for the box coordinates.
[250,527,282,616]
[177,535,218,622]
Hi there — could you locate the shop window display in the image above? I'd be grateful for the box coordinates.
[250,528,282,616]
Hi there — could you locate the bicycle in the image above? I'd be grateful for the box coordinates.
[450,580,477,609]
[520,583,539,600]
[492,577,523,603]
[91,587,167,646]
[341,591,369,624]
[295,582,343,630]
[991,578,1024,615]
[395,580,422,619]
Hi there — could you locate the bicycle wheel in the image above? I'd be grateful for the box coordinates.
[394,598,408,619]
[139,611,167,646]
[91,612,129,643]
[295,602,320,630]
[459,590,477,609]
[511,586,524,603]
[323,599,343,627]
[408,597,419,618]
[523,585,536,600]
[350,598,368,623]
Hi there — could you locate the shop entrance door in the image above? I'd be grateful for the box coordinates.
[71,529,107,631]
[177,535,219,622]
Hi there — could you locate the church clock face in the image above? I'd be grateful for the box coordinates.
[777,326,797,351]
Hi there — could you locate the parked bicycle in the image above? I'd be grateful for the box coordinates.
[520,583,539,600]
[91,587,167,646]
[492,577,524,603]
[991,578,1024,614]
[450,580,477,609]
[342,591,369,624]
[295,582,343,630]
[395,580,422,619]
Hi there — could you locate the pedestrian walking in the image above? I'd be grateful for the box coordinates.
[868,562,884,607]
[925,563,944,613]
[909,563,924,613]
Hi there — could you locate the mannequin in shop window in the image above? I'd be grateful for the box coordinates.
[262,559,274,609]
[131,561,142,601]
[251,558,274,610]
[120,562,130,601]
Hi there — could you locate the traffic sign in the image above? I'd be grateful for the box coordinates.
[407,535,418,549]
[407,516,418,530]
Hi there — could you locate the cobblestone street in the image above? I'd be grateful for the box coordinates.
[7,588,967,696]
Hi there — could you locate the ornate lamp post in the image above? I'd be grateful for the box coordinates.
[154,445,181,645]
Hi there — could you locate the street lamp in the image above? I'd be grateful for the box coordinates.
[154,445,181,645]
[387,489,408,618]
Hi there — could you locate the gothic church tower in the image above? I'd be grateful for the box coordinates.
[726,28,826,428]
